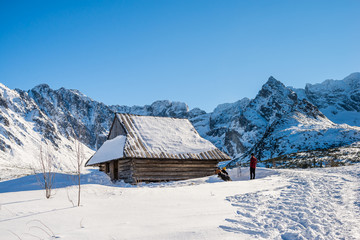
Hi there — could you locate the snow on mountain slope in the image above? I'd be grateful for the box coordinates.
[299,72,360,126]
[248,110,360,162]
[27,84,113,150]
[202,98,250,155]
[0,83,93,181]
[226,77,318,159]
[227,76,360,165]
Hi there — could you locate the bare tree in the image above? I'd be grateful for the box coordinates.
[73,135,85,206]
[37,143,55,199]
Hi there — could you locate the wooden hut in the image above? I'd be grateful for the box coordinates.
[85,113,230,183]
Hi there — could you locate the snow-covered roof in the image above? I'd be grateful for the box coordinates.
[87,114,230,165]
[86,135,126,165]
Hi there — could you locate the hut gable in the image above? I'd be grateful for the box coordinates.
[108,116,126,140]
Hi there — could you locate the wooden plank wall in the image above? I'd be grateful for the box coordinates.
[117,159,133,183]
[102,158,219,183]
[131,158,218,183]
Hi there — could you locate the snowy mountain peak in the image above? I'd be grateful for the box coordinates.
[58,87,91,100]
[212,98,250,116]
[256,76,293,101]
[250,77,298,119]
[344,72,360,81]
[265,76,285,88]
[267,76,279,83]
[32,83,51,92]
[306,72,360,92]
[343,72,360,88]
[150,100,190,117]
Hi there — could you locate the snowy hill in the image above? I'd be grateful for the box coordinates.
[1,165,359,239]
[1,73,360,179]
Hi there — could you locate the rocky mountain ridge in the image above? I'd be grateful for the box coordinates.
[1,73,360,178]
[0,83,94,180]
[291,72,360,126]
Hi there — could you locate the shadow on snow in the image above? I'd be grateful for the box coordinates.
[0,167,278,193]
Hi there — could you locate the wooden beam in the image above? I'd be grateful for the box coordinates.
[133,175,211,181]
[133,171,215,177]
[132,159,218,165]
[134,167,216,172]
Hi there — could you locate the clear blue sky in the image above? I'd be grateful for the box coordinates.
[1,0,359,112]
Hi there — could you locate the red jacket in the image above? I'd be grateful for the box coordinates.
[250,156,257,168]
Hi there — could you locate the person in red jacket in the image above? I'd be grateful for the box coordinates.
[250,153,257,180]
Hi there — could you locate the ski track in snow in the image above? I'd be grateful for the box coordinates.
[221,166,360,240]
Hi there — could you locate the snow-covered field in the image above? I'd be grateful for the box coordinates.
[1,165,359,240]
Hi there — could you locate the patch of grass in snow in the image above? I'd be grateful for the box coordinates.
[263,142,360,169]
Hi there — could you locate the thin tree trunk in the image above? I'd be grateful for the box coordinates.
[78,172,81,206]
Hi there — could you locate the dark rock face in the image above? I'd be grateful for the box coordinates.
[0,93,8,109]
[0,114,10,127]
[0,138,11,152]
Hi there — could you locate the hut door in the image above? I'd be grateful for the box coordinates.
[114,160,119,180]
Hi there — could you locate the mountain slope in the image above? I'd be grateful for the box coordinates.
[27,84,114,150]
[227,76,360,165]
[294,72,360,126]
[0,84,93,180]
